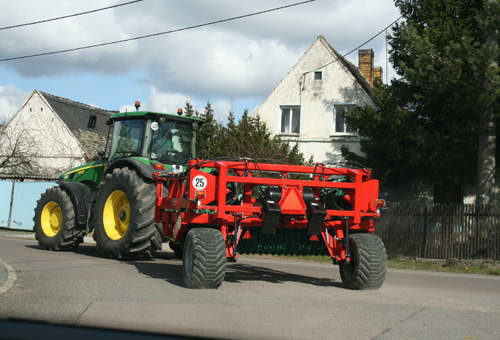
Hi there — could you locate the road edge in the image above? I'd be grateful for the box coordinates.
[0,257,17,295]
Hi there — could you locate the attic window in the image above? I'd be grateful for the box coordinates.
[314,71,322,80]
[88,115,97,129]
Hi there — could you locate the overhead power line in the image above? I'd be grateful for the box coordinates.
[0,0,317,62]
[303,14,404,75]
[341,15,403,59]
[0,0,144,31]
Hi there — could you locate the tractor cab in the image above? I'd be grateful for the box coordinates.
[107,106,203,168]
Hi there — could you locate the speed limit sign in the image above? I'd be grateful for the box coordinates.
[192,175,207,190]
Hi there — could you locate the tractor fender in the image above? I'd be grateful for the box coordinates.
[56,181,92,227]
[105,159,154,180]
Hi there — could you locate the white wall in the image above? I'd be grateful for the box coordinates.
[0,91,86,176]
[253,37,373,163]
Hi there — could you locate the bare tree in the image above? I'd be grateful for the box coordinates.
[0,124,41,176]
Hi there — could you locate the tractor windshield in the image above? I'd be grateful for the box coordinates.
[110,119,145,158]
[149,120,193,164]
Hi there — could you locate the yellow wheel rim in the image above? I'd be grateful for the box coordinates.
[103,190,131,240]
[40,201,62,237]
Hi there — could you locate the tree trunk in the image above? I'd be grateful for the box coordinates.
[476,107,497,205]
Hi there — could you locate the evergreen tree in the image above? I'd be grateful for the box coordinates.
[197,102,224,159]
[184,101,195,117]
[195,104,304,164]
[343,0,499,202]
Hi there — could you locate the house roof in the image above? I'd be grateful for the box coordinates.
[38,91,115,160]
[254,36,374,116]
[316,35,373,96]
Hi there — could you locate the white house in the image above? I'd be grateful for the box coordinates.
[253,35,382,164]
[0,90,112,177]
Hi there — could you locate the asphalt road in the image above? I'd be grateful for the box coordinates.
[1,236,499,340]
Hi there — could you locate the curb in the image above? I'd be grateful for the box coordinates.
[0,258,17,295]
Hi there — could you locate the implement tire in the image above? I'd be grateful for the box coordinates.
[339,233,387,290]
[183,228,226,289]
[92,167,161,259]
[34,187,83,250]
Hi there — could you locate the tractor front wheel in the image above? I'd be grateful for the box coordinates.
[183,228,226,289]
[34,187,83,250]
[339,233,387,290]
[92,167,161,259]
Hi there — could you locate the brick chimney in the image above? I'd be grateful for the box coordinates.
[373,66,383,84]
[358,49,374,86]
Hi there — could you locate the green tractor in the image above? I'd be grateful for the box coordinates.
[33,106,202,258]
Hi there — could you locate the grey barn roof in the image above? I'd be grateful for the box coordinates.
[39,91,115,160]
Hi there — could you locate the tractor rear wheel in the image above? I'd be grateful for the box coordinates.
[339,233,387,290]
[91,167,161,259]
[34,187,83,250]
[183,228,226,289]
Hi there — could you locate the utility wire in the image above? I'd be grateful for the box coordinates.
[0,0,317,62]
[302,14,403,76]
[342,15,403,59]
[0,0,144,31]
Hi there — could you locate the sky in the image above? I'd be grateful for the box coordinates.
[0,0,400,123]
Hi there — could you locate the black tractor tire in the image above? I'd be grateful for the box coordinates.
[183,228,226,289]
[169,241,183,259]
[150,223,164,255]
[34,187,83,250]
[339,233,387,290]
[91,167,161,259]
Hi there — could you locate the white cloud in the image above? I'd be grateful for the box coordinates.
[119,104,136,113]
[119,87,233,123]
[141,31,302,98]
[0,0,400,99]
[212,99,232,123]
[0,0,139,77]
[145,87,194,114]
[0,85,27,122]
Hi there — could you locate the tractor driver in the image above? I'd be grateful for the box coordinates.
[151,124,187,162]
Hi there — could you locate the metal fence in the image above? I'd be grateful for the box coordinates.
[376,202,500,260]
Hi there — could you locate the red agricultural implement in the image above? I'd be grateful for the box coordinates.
[154,159,387,289]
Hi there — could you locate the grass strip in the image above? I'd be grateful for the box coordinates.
[241,254,500,276]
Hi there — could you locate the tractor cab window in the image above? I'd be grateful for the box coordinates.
[150,121,193,164]
[110,119,145,158]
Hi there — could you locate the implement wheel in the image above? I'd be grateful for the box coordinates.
[339,233,387,290]
[183,228,226,289]
[34,187,83,250]
[92,168,161,259]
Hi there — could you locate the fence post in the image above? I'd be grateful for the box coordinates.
[7,180,16,229]
[421,204,428,258]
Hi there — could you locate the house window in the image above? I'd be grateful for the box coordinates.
[314,71,322,80]
[333,104,355,134]
[280,106,300,134]
[88,115,97,129]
